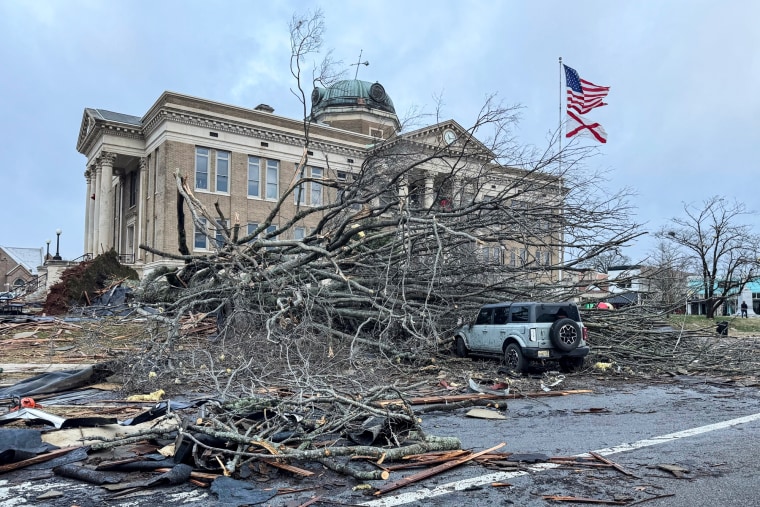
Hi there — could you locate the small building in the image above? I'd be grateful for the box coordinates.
[0,246,44,295]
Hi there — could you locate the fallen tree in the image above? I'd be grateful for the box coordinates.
[130,10,643,394]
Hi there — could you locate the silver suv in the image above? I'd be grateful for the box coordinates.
[453,302,589,373]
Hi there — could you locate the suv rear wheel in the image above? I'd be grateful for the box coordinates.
[503,343,526,373]
[550,318,582,352]
[454,336,469,358]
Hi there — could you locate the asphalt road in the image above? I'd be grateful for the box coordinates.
[362,376,760,507]
[1,376,759,506]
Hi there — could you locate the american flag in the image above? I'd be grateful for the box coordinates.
[564,65,609,115]
[566,110,607,144]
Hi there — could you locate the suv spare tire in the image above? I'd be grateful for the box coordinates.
[550,318,582,352]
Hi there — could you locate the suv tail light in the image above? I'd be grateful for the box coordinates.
[582,327,588,343]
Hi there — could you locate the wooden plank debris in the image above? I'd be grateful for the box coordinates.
[262,459,315,477]
[541,495,629,504]
[375,389,593,407]
[0,446,81,474]
[656,463,690,478]
[374,442,505,496]
[590,451,640,478]
[465,408,506,419]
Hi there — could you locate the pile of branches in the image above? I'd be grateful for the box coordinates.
[170,384,460,481]
[583,306,760,377]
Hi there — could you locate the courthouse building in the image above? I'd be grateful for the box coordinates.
[76,79,561,278]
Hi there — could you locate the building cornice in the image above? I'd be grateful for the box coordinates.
[143,106,369,159]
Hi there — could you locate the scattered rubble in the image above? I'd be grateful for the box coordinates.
[43,250,138,316]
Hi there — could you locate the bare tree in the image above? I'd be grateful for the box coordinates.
[577,248,630,274]
[643,239,691,314]
[657,196,760,319]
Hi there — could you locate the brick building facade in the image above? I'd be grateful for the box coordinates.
[77,80,563,280]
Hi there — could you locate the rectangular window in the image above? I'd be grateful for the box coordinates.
[266,160,279,200]
[493,306,509,325]
[491,247,502,264]
[248,156,261,197]
[128,171,138,207]
[195,147,209,190]
[519,248,528,266]
[216,151,229,193]
[294,227,306,240]
[194,218,208,249]
[475,307,493,325]
[510,305,529,323]
[310,167,323,206]
[509,250,517,268]
[265,225,277,250]
[294,166,306,205]
[214,219,228,248]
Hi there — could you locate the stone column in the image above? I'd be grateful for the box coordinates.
[398,175,409,211]
[423,172,435,209]
[87,164,97,256]
[84,169,92,255]
[452,176,462,207]
[137,157,147,262]
[92,164,101,255]
[97,152,117,253]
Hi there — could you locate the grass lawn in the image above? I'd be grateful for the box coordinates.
[667,314,760,336]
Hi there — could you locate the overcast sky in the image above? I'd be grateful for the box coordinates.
[1,0,757,262]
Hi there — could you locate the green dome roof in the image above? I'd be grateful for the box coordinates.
[311,80,396,116]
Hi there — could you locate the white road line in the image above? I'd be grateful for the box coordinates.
[362,411,760,506]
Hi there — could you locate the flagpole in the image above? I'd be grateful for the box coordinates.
[558,56,563,154]
[558,56,564,285]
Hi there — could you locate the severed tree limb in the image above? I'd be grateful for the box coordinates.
[183,424,460,462]
[317,457,390,481]
[177,181,190,256]
[414,398,501,414]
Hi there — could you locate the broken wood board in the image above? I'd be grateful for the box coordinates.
[375,389,593,407]
[465,408,506,420]
[41,417,177,448]
[0,363,94,374]
[374,442,505,496]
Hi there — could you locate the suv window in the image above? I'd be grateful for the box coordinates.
[510,305,529,323]
[535,304,580,322]
[493,306,509,325]
[475,307,493,325]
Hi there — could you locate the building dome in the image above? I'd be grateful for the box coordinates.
[311,80,396,117]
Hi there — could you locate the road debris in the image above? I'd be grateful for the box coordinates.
[465,408,507,420]
[656,463,690,478]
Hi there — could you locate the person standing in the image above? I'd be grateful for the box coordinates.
[741,301,748,318]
